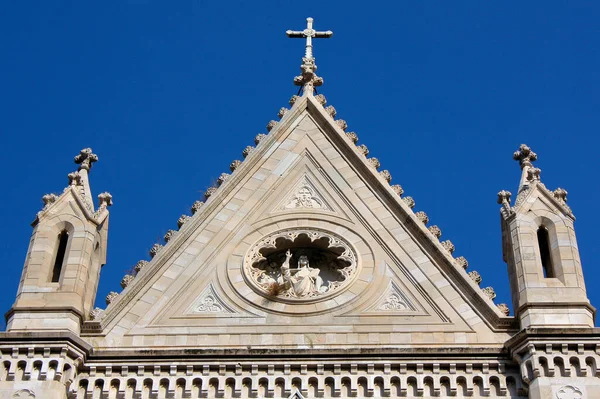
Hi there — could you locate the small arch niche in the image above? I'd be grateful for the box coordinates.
[537,226,555,278]
[245,228,358,302]
[51,230,70,283]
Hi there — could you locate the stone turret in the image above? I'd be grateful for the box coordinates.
[6,148,111,334]
[499,144,594,329]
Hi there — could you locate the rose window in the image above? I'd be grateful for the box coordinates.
[244,228,358,301]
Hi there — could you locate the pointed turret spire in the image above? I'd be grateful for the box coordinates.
[286,17,333,94]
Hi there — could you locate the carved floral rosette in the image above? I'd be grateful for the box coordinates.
[244,228,358,303]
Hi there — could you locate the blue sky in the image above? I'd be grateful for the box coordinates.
[1,2,599,328]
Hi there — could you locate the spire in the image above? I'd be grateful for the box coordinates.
[286,17,333,95]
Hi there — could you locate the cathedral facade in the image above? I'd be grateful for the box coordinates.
[0,18,598,399]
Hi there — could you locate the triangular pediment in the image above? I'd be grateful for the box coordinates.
[92,95,515,349]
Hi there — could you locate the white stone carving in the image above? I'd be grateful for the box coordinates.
[556,385,583,399]
[245,228,358,301]
[12,389,35,399]
[284,185,326,210]
[177,214,190,228]
[286,18,332,89]
[335,119,348,131]
[455,256,468,269]
[164,229,177,243]
[391,184,404,196]
[204,186,217,198]
[149,243,163,258]
[325,105,336,117]
[415,211,429,224]
[278,107,288,119]
[346,131,358,143]
[89,307,104,321]
[74,147,98,171]
[105,291,119,305]
[372,282,416,312]
[190,284,234,314]
[513,144,537,169]
[254,133,267,144]
[278,175,331,212]
[242,146,254,158]
[266,120,278,132]
[280,250,326,297]
[120,274,134,289]
[429,225,442,238]
[229,159,242,172]
[314,94,326,105]
[190,201,204,214]
[497,303,510,316]
[403,196,415,209]
[134,260,148,273]
[380,170,392,183]
[441,240,455,254]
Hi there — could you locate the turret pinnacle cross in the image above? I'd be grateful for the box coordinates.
[286,18,333,92]
[513,144,537,170]
[74,148,98,171]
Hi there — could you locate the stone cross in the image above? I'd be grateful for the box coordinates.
[74,148,98,171]
[286,17,333,60]
[513,144,537,169]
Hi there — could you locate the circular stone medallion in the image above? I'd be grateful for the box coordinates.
[244,228,358,304]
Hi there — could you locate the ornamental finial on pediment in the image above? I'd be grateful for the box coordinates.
[98,192,113,208]
[554,187,568,204]
[513,144,537,170]
[74,148,98,171]
[68,172,81,186]
[526,167,541,182]
[286,18,333,94]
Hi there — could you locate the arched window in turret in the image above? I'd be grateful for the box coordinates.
[537,226,554,278]
[51,230,69,282]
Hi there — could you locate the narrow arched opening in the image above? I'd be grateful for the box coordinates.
[51,230,69,282]
[537,226,555,278]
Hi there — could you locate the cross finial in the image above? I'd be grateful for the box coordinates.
[286,17,333,93]
[513,144,537,170]
[74,148,98,171]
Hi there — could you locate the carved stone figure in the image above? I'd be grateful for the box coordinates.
[284,185,324,209]
[196,295,223,313]
[280,250,326,298]
[378,293,407,311]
